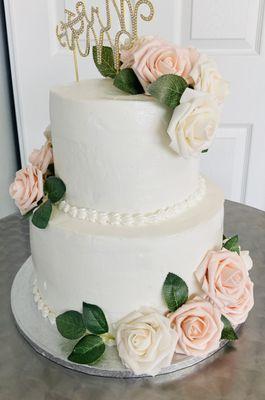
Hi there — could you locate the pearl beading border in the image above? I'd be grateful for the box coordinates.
[58,176,206,226]
[33,279,56,324]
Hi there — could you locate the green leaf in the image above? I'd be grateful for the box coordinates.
[93,46,117,79]
[23,208,35,220]
[44,176,66,204]
[56,311,86,340]
[148,74,188,109]
[68,334,105,364]
[47,163,55,176]
[163,272,188,312]
[82,303,109,335]
[202,149,208,153]
[31,200,52,229]
[223,235,240,255]
[114,68,144,95]
[221,315,238,341]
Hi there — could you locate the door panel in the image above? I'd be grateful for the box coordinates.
[201,125,252,203]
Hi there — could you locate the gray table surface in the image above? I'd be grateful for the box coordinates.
[0,201,265,400]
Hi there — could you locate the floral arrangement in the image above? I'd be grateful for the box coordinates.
[56,235,253,376]
[93,36,229,158]
[9,128,66,229]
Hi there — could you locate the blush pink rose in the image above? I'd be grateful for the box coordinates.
[195,250,254,325]
[9,165,43,215]
[169,297,223,356]
[44,125,52,143]
[120,36,154,69]
[29,140,53,174]
[120,36,199,91]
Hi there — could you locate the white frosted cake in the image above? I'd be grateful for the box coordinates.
[30,78,224,321]
[10,32,254,377]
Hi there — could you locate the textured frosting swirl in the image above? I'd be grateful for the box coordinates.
[58,176,206,226]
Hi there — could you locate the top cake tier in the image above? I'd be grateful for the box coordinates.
[50,79,200,214]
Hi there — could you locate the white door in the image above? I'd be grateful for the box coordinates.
[4,0,265,210]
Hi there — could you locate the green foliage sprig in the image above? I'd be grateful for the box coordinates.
[221,315,238,341]
[32,200,53,229]
[93,46,190,102]
[31,175,66,229]
[56,303,109,364]
[114,68,144,94]
[223,235,240,255]
[148,75,188,109]
[93,46,117,79]
[82,302,109,334]
[162,272,188,312]
[68,335,105,364]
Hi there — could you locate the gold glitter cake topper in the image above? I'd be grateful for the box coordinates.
[56,0,155,82]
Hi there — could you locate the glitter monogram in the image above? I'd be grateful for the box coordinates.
[56,0,155,75]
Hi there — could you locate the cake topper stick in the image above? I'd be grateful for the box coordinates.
[73,47,80,82]
[56,0,155,75]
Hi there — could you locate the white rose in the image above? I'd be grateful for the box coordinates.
[190,55,229,104]
[115,307,177,376]
[167,88,220,158]
[222,239,253,272]
[240,250,253,271]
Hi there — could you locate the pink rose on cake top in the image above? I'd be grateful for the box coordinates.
[9,127,65,228]
[29,139,53,175]
[9,165,43,215]
[120,36,199,92]
[195,249,254,325]
[169,297,223,357]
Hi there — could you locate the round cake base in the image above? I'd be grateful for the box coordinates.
[11,259,237,379]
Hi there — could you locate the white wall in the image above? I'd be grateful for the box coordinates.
[0,6,18,218]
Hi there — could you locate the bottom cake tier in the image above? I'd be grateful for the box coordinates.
[30,179,224,322]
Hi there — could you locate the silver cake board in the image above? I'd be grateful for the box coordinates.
[11,258,238,379]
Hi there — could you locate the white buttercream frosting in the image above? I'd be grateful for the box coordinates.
[30,179,224,322]
[58,176,206,226]
[30,78,225,329]
[50,79,200,214]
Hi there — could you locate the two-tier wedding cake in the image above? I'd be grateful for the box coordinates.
[31,77,224,323]
[9,1,254,377]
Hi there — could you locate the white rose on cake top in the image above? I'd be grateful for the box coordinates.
[190,54,229,105]
[240,250,253,271]
[167,88,220,158]
[115,307,177,376]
